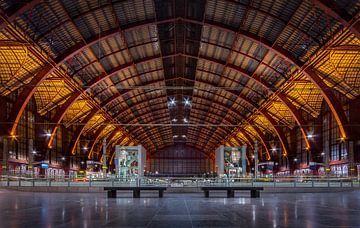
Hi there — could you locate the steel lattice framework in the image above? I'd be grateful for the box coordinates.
[0,0,359,160]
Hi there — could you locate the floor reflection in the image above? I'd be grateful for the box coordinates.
[0,190,359,227]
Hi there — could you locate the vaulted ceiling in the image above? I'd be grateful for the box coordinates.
[0,0,359,156]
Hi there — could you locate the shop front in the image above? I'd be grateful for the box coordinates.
[329,160,349,177]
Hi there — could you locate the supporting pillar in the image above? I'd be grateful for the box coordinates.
[2,138,8,176]
[254,140,258,179]
[215,145,224,176]
[102,139,107,175]
[137,145,146,177]
[241,145,247,177]
[28,139,34,177]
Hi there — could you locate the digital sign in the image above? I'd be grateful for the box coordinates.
[40,163,49,169]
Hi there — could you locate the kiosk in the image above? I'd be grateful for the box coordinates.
[114,145,146,179]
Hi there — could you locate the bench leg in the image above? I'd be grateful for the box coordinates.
[227,190,234,198]
[251,190,260,198]
[204,190,209,198]
[108,190,117,198]
[133,190,140,198]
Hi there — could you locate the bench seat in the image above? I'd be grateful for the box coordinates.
[201,186,264,198]
[104,186,167,198]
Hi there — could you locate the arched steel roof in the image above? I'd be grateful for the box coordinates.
[0,0,359,157]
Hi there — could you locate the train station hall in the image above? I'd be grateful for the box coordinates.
[0,0,359,227]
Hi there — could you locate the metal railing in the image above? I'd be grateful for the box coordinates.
[1,175,359,188]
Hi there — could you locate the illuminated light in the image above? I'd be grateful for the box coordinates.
[45,133,51,137]
[168,97,176,107]
[172,118,177,122]
[321,152,325,156]
[83,146,88,151]
[32,150,37,154]
[173,135,178,138]
[40,163,49,169]
[307,134,314,138]
[181,135,186,138]
[339,137,346,142]
[183,118,188,123]
[184,97,191,106]
[10,135,16,139]
[293,158,298,162]
[61,157,66,161]
[81,161,85,165]
[271,148,276,152]
[251,155,255,159]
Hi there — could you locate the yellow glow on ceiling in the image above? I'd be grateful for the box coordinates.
[63,99,92,126]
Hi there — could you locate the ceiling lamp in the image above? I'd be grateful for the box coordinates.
[168,97,176,107]
[184,97,191,107]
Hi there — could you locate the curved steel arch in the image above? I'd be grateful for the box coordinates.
[8,16,348,144]
[114,95,243,142]
[230,136,252,149]
[186,84,291,154]
[67,108,99,153]
[234,131,255,150]
[86,124,107,159]
[128,115,226,149]
[90,51,307,150]
[58,79,247,156]
[243,123,271,160]
[181,19,349,139]
[127,117,224,146]
[86,124,139,159]
[67,76,291,156]
[103,108,270,159]
[110,91,245,126]
[54,56,300,156]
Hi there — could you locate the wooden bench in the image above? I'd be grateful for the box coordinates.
[104,186,167,198]
[201,186,264,198]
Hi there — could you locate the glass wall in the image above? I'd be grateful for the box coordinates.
[148,144,213,176]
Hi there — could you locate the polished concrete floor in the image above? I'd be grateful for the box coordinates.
[0,190,359,227]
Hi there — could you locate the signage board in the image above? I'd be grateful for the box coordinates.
[40,163,49,169]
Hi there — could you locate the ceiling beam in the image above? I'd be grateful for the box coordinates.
[6,16,348,145]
